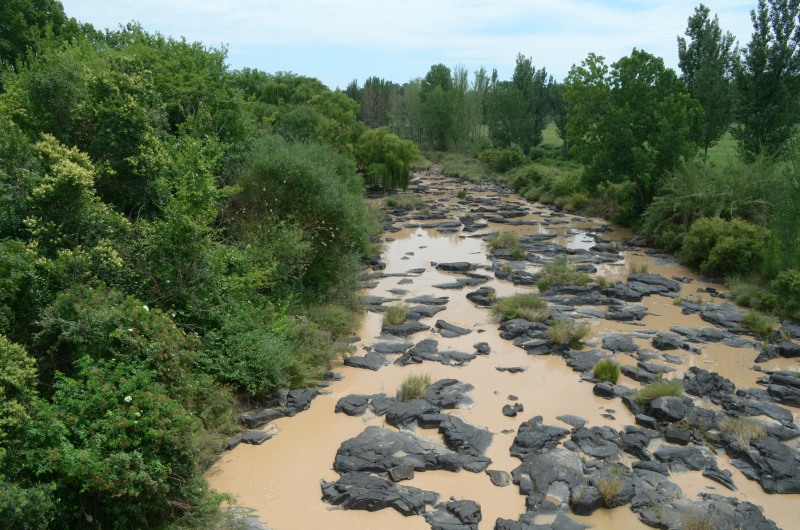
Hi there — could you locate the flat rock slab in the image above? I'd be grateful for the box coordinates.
[382,321,430,336]
[344,351,389,371]
[510,416,570,460]
[423,499,481,530]
[603,334,638,353]
[438,415,493,456]
[425,379,475,409]
[435,319,472,337]
[321,472,438,516]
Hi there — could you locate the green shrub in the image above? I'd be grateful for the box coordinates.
[492,294,550,322]
[741,311,777,341]
[593,359,621,384]
[537,256,590,292]
[567,192,590,211]
[508,164,544,194]
[304,303,359,340]
[397,373,432,401]
[548,319,591,348]
[632,378,684,404]
[441,153,491,182]
[385,193,423,209]
[457,190,468,199]
[383,304,409,327]
[487,232,525,260]
[719,415,766,449]
[679,217,769,278]
[770,269,800,318]
[478,146,528,173]
[356,127,419,191]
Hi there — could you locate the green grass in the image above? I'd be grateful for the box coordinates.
[704,130,737,166]
[548,319,591,348]
[457,189,468,199]
[385,193,423,209]
[632,378,684,404]
[741,310,777,341]
[719,415,767,449]
[541,121,562,148]
[627,261,649,275]
[681,511,719,530]
[593,473,624,505]
[398,373,432,401]
[491,293,550,322]
[383,303,409,327]
[441,152,493,182]
[593,359,621,384]
[487,232,526,260]
[304,303,360,340]
[537,256,590,292]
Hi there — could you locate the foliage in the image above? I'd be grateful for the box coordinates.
[356,127,419,191]
[678,217,769,278]
[485,55,551,152]
[681,510,719,530]
[719,415,767,449]
[565,50,700,209]
[487,232,525,260]
[593,359,621,384]
[641,156,781,251]
[478,146,528,173]
[383,304,409,327]
[741,310,777,341]
[233,134,369,297]
[537,256,590,292]
[397,373,432,402]
[678,4,737,157]
[734,0,800,158]
[420,64,455,150]
[548,319,591,348]
[492,293,550,322]
[385,192,423,209]
[592,466,627,505]
[632,378,684,404]
[441,152,492,182]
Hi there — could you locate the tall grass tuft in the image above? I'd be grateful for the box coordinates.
[548,319,591,348]
[492,293,550,322]
[741,310,777,342]
[719,415,767,449]
[537,256,590,292]
[593,359,621,384]
[487,232,525,260]
[385,193,422,209]
[383,304,409,327]
[398,373,432,401]
[632,378,684,404]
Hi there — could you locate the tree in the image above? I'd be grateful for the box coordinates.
[549,81,568,159]
[734,0,800,158]
[678,4,737,158]
[356,127,419,191]
[485,54,550,152]
[360,77,394,128]
[566,50,700,209]
[420,64,455,150]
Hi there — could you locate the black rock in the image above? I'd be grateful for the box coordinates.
[683,366,735,404]
[570,426,623,460]
[606,304,648,321]
[562,349,603,373]
[665,424,691,445]
[424,499,481,530]
[335,394,370,416]
[386,399,440,429]
[649,396,687,422]
[436,262,475,272]
[240,430,273,445]
[635,414,658,430]
[406,294,450,305]
[382,321,430,336]
[486,469,512,487]
[654,445,716,472]
[344,351,389,371]
[425,379,475,409]
[241,408,284,429]
[510,416,570,460]
[321,472,438,516]
[466,286,497,307]
[702,466,736,490]
[502,403,524,417]
[438,415,493,456]
[474,342,491,354]
[602,334,638,353]
[435,319,472,337]
[286,388,319,415]
[731,436,800,493]
[388,463,415,482]
[593,382,616,399]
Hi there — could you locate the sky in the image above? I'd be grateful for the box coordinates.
[59,0,757,90]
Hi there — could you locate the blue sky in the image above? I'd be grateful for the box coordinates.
[59,1,756,89]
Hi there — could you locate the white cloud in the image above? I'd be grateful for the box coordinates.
[60,0,756,85]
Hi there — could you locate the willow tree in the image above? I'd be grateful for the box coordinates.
[356,127,419,191]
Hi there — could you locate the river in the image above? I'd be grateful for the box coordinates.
[206,169,800,530]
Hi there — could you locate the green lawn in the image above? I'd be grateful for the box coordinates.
[705,130,738,166]
[541,122,562,148]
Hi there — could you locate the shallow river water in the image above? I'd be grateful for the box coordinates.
[206,171,800,530]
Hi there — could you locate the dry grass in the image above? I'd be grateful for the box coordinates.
[492,293,550,322]
[719,415,767,449]
[548,319,591,348]
[383,303,409,326]
[398,373,432,401]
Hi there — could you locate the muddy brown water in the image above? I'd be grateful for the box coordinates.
[206,171,800,529]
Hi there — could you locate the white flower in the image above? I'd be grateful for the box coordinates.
[124,395,132,403]
[142,305,149,311]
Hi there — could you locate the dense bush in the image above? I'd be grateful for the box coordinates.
[356,127,419,191]
[678,217,769,278]
[479,146,528,173]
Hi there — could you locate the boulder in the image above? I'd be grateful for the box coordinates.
[510,416,570,460]
[649,396,687,422]
[321,472,438,516]
[683,366,735,404]
[386,399,440,429]
[425,379,475,409]
[602,334,638,353]
[438,415,493,457]
[654,445,716,472]
[344,351,389,371]
[423,499,481,530]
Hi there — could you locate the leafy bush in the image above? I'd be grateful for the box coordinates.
[548,319,591,348]
[507,164,544,194]
[492,294,550,322]
[487,232,525,260]
[642,157,781,252]
[741,311,776,341]
[593,359,621,384]
[537,256,590,292]
[632,378,684,404]
[478,146,528,173]
[397,373,432,401]
[441,153,491,182]
[678,217,769,278]
[386,193,423,209]
[770,269,800,318]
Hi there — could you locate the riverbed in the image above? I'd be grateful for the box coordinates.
[206,169,800,530]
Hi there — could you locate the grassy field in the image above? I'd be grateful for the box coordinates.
[705,131,738,166]
[541,122,562,148]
